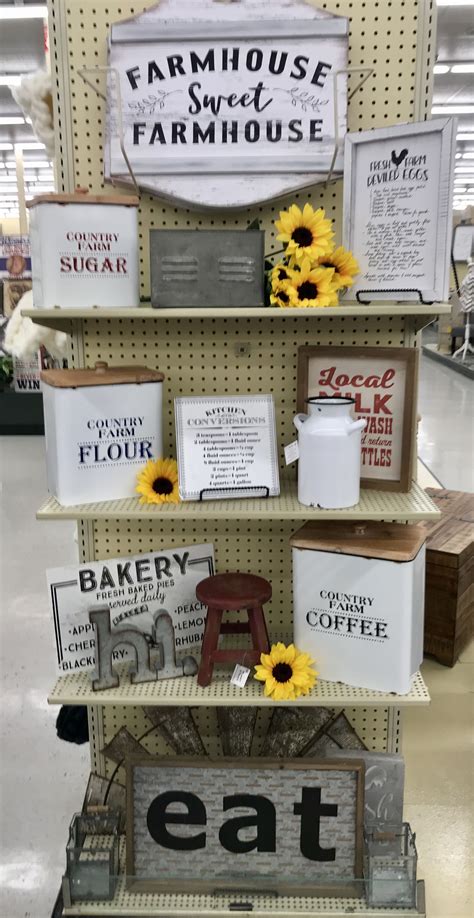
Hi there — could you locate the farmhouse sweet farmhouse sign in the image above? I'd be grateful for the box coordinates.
[126,758,364,894]
[106,0,349,208]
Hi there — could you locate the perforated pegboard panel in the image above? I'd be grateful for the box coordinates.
[48,0,435,815]
[48,0,436,297]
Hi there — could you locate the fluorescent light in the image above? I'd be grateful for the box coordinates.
[437,1,474,6]
[0,76,22,86]
[16,142,45,151]
[0,5,47,20]
[455,166,474,172]
[457,133,474,140]
[0,142,13,151]
[0,116,24,125]
[434,64,450,74]
[432,105,474,114]
[461,152,474,158]
[451,63,474,73]
[6,160,51,169]
[454,187,467,192]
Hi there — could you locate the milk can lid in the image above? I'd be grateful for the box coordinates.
[41,362,165,388]
[290,520,426,562]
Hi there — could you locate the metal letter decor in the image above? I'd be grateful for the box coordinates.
[126,757,364,895]
[89,606,198,691]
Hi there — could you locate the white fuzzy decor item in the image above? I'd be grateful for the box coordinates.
[12,71,55,160]
[4,290,68,361]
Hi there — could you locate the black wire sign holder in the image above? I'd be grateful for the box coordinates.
[199,486,270,501]
[355,288,435,305]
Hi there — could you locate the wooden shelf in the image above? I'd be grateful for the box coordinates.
[37,479,440,522]
[61,838,426,916]
[22,303,450,331]
[48,665,429,708]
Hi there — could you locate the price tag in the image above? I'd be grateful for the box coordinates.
[284,440,300,465]
[230,664,251,688]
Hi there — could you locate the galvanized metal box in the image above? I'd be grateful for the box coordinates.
[150,229,265,308]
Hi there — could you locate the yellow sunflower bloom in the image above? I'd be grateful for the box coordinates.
[318,246,359,289]
[136,457,180,505]
[254,641,317,701]
[288,258,339,308]
[275,203,334,263]
[270,261,294,287]
[270,282,295,308]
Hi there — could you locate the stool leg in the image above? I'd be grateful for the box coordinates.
[197,608,222,688]
[248,606,270,655]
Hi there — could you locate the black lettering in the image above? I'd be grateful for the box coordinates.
[117,562,133,587]
[311,61,332,87]
[167,54,185,78]
[133,123,146,145]
[222,120,238,143]
[266,120,282,143]
[309,119,323,142]
[99,567,115,590]
[247,48,263,72]
[188,81,202,115]
[147,791,206,851]
[245,120,260,143]
[136,559,152,583]
[149,123,166,145]
[193,122,215,144]
[219,794,276,854]
[154,556,172,579]
[269,50,288,75]
[222,47,239,71]
[79,569,97,593]
[294,788,338,862]
[190,50,215,73]
[290,55,309,81]
[289,118,303,142]
[126,66,141,90]
[148,61,165,84]
[172,122,187,143]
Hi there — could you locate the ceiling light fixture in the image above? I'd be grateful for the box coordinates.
[0,143,13,151]
[0,76,22,86]
[0,5,47,20]
[437,1,474,7]
[457,133,474,140]
[432,105,474,114]
[461,152,474,158]
[16,142,46,151]
[434,64,450,74]
[451,63,474,73]
[0,116,25,125]
[6,160,51,169]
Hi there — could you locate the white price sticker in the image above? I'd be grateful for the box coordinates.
[284,440,300,465]
[230,664,251,688]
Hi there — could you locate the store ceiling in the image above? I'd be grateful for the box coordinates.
[0,0,473,216]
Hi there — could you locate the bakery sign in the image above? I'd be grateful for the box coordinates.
[106,0,348,208]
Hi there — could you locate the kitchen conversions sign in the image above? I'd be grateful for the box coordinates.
[106,0,348,208]
[343,118,456,302]
[297,347,418,491]
[126,758,364,894]
[47,544,214,675]
[175,395,280,500]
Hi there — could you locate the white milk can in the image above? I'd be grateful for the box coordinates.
[293,397,366,509]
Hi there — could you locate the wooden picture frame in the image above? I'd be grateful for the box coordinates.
[126,756,365,897]
[297,346,419,492]
[343,117,457,302]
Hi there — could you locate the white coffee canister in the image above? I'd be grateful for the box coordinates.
[27,191,139,309]
[41,362,165,506]
[294,396,366,509]
[291,521,426,694]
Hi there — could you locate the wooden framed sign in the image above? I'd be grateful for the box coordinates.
[106,0,348,208]
[126,757,364,895]
[297,347,418,492]
[343,118,457,302]
[175,395,280,500]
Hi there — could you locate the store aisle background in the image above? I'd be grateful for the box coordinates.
[0,352,472,918]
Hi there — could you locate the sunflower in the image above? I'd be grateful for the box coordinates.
[318,246,359,289]
[275,203,334,263]
[288,258,339,308]
[270,261,294,287]
[270,282,294,308]
[254,642,317,701]
[136,458,180,505]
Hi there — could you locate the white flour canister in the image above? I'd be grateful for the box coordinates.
[27,190,139,309]
[41,363,165,506]
[291,521,426,694]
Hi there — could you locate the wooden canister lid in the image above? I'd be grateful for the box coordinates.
[27,188,139,208]
[41,362,165,388]
[290,520,426,562]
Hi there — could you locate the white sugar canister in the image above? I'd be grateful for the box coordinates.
[27,191,139,308]
[291,521,426,694]
[41,363,165,506]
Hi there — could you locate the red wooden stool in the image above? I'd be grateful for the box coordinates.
[196,572,271,687]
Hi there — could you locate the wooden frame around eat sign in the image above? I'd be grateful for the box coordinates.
[126,756,365,897]
[297,346,419,492]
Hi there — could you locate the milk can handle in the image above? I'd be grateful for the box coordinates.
[293,413,308,432]
[347,418,367,435]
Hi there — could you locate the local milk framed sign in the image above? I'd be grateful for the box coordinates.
[126,757,364,895]
[47,544,214,674]
[297,347,418,492]
[343,118,457,302]
[175,395,280,500]
[106,0,348,208]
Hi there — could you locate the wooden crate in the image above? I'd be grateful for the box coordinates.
[422,489,474,666]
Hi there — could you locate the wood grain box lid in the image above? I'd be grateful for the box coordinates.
[421,488,474,568]
[27,191,139,208]
[290,520,426,563]
[40,362,164,388]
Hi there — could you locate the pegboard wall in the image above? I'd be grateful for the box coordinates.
[48,0,437,298]
[47,0,435,780]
